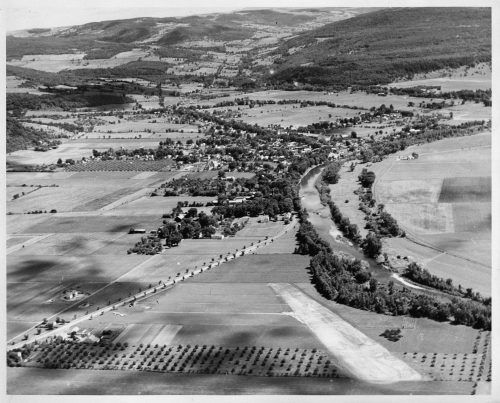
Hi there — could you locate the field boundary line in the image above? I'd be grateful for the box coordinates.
[98,188,155,211]
[7,233,54,255]
[372,157,490,269]
[7,217,298,350]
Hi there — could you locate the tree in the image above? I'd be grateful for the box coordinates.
[361,149,374,163]
[388,280,394,294]
[363,232,382,258]
[282,197,294,213]
[201,225,216,238]
[159,222,182,247]
[355,271,371,284]
[358,168,376,188]
[323,162,342,184]
[369,278,378,292]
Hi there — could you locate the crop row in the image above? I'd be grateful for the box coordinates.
[66,160,175,172]
[15,341,341,378]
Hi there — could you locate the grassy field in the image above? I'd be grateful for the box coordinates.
[294,282,485,357]
[9,367,475,395]
[6,169,176,214]
[328,162,370,238]
[231,104,360,128]
[19,214,160,233]
[93,120,199,134]
[7,185,136,213]
[231,90,437,112]
[188,254,311,283]
[104,196,215,216]
[253,226,298,254]
[388,63,491,91]
[370,133,491,294]
[383,237,490,296]
[438,177,491,203]
[235,218,291,238]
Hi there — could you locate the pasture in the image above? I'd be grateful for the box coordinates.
[388,63,491,91]
[7,367,475,395]
[7,49,149,72]
[233,90,438,112]
[438,177,491,203]
[25,215,161,233]
[235,218,290,238]
[104,196,214,216]
[383,237,490,296]
[232,104,361,128]
[93,119,199,134]
[7,185,140,213]
[371,132,491,295]
[293,282,485,356]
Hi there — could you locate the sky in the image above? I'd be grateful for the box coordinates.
[3,1,239,32]
[2,0,342,32]
[3,0,493,32]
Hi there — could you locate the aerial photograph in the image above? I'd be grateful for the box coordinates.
[3,0,496,398]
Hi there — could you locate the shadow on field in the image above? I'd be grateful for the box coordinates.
[55,235,88,254]
[109,223,137,233]
[52,369,420,395]
[220,331,258,346]
[8,256,126,284]
[8,259,63,282]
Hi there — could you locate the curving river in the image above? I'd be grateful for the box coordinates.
[299,166,392,282]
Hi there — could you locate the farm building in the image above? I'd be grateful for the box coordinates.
[258,215,270,223]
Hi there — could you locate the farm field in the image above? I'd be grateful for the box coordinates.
[294,282,483,355]
[8,367,474,395]
[6,75,50,95]
[6,185,143,213]
[93,120,199,134]
[104,196,215,216]
[227,104,361,128]
[11,214,161,233]
[84,131,202,142]
[7,49,150,72]
[388,63,491,91]
[253,225,298,254]
[235,217,292,238]
[228,90,440,112]
[369,132,491,295]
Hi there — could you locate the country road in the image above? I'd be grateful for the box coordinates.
[7,217,298,351]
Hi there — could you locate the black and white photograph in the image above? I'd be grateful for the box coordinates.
[2,0,497,399]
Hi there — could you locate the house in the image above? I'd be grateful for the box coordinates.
[174,213,186,222]
[207,159,221,170]
[258,215,270,223]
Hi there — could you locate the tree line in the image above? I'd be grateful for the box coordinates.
[295,210,491,330]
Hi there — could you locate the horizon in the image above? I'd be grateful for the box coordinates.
[3,0,357,32]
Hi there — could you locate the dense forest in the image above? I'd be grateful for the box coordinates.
[270,8,491,89]
[6,118,56,153]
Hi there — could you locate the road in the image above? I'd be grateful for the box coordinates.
[7,217,298,351]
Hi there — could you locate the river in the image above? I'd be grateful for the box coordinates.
[299,166,392,282]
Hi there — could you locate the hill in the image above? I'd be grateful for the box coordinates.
[269,7,491,88]
[6,8,373,61]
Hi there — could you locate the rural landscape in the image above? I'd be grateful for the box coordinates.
[5,5,493,396]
